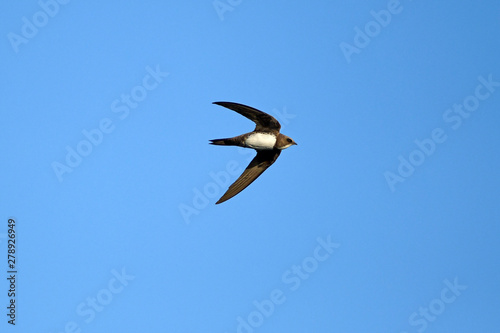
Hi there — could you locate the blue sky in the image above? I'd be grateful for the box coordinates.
[1,1,499,332]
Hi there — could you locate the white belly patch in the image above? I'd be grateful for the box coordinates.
[245,133,276,150]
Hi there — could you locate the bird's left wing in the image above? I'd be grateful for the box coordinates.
[216,149,281,204]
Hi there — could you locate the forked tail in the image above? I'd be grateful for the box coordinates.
[209,138,239,146]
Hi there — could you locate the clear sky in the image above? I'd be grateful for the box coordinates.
[1,1,499,332]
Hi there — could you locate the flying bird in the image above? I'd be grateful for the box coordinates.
[210,102,297,204]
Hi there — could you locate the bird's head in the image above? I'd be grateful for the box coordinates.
[276,134,298,150]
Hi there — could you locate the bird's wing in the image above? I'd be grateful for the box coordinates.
[216,149,282,204]
[213,102,281,132]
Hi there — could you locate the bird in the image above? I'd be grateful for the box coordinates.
[209,101,297,204]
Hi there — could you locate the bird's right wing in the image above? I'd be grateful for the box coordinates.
[213,102,281,132]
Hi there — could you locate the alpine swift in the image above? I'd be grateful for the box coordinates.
[209,102,297,204]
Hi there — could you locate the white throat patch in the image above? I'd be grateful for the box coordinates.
[279,143,293,150]
[245,133,276,150]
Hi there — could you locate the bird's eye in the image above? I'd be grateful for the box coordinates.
[286,138,292,143]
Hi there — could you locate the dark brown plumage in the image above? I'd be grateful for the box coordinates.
[209,102,297,204]
[216,149,281,204]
